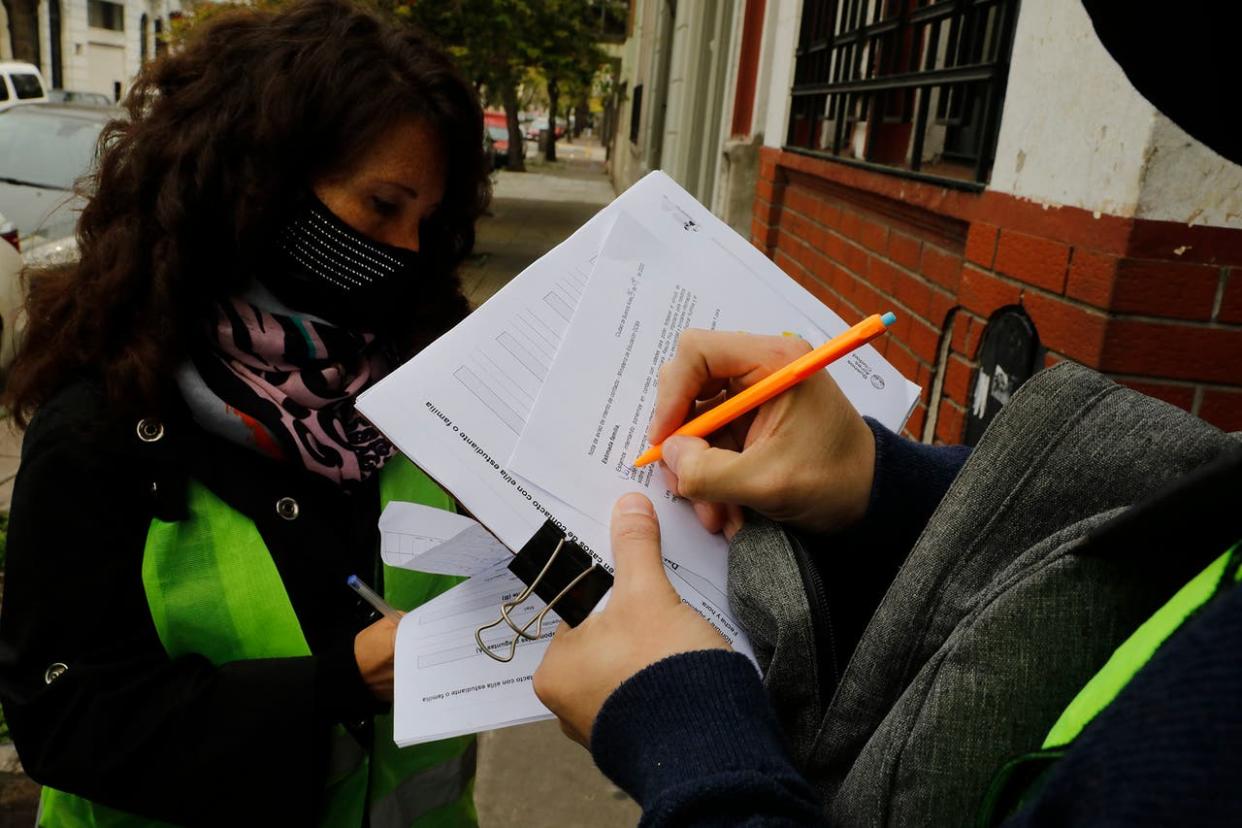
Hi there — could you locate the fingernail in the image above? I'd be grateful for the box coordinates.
[617,492,654,516]
[661,437,685,471]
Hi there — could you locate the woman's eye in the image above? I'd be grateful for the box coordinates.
[370,196,398,216]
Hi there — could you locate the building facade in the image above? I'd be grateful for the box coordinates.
[612,0,1242,439]
[2,0,181,100]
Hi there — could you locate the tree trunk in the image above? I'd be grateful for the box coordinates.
[501,82,525,173]
[574,99,589,139]
[545,77,559,162]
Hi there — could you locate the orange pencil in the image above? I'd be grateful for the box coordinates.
[633,312,897,468]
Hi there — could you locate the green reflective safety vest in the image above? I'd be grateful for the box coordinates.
[978,542,1242,826]
[38,456,477,828]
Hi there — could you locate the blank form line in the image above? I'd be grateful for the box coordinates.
[453,365,524,434]
[497,332,549,381]
[544,291,574,322]
[475,351,534,413]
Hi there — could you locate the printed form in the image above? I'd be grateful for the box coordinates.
[358,172,920,746]
[508,209,920,527]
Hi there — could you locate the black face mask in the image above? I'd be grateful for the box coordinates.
[262,195,421,333]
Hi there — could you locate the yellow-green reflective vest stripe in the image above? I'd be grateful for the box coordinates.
[38,456,477,827]
[978,542,1241,826]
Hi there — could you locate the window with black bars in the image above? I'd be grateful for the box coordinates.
[786,0,1019,189]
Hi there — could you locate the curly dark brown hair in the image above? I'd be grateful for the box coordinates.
[2,0,489,427]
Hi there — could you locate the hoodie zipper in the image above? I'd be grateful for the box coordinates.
[789,532,841,699]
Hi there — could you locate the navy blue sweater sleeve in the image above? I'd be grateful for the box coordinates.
[591,650,828,827]
[589,422,970,826]
[855,416,971,556]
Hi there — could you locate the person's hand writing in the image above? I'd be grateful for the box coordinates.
[533,493,730,746]
[650,329,875,536]
[355,616,400,701]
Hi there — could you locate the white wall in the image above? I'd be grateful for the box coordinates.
[986,0,1242,228]
[760,0,801,151]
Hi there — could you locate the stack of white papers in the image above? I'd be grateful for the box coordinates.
[358,172,921,746]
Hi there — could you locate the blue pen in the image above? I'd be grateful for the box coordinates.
[347,574,402,622]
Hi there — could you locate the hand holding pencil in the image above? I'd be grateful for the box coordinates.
[641,318,892,537]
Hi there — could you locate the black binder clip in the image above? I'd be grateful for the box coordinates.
[475,520,613,662]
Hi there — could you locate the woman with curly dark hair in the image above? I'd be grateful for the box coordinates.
[0,0,489,824]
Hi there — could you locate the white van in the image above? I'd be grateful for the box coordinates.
[0,62,49,112]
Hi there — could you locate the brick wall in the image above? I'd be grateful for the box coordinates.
[753,147,1242,441]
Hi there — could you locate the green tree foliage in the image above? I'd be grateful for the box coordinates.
[165,0,609,171]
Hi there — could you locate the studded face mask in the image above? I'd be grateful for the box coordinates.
[262,195,421,333]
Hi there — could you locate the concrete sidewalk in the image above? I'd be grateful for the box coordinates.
[466,144,642,827]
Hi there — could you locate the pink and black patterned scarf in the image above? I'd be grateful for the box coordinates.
[177,285,395,484]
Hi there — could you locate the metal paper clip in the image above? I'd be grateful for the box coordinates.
[469,538,601,665]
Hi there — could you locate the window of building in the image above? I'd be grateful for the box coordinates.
[88,0,125,32]
[785,0,1019,188]
[630,83,643,144]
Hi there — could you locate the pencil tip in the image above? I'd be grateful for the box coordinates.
[881,312,897,327]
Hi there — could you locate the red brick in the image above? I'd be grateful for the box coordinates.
[922,245,962,292]
[904,403,927,439]
[838,211,864,245]
[816,199,843,230]
[1111,259,1221,320]
[1066,249,1119,308]
[907,317,942,364]
[852,279,889,319]
[1101,320,1242,384]
[887,310,913,349]
[759,158,776,181]
[943,353,974,404]
[916,361,933,389]
[965,222,999,268]
[892,269,934,318]
[859,216,890,254]
[773,249,800,279]
[886,342,919,383]
[1044,351,1065,369]
[784,186,817,219]
[756,178,779,205]
[753,198,778,226]
[963,315,985,357]
[1023,292,1109,365]
[928,289,956,326]
[1114,379,1196,412]
[995,229,1070,293]
[1198,387,1242,431]
[751,218,776,249]
[960,266,1022,316]
[889,231,922,270]
[950,314,972,353]
[836,236,870,277]
[1221,269,1242,324]
[867,257,899,295]
[935,398,966,444]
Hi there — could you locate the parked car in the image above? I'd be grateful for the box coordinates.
[0,61,49,112]
[0,103,113,372]
[46,89,114,107]
[487,125,511,168]
[523,116,566,142]
[0,208,23,374]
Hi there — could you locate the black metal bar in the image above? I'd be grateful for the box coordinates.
[780,145,987,192]
[791,62,998,95]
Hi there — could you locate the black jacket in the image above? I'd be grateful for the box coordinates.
[0,380,391,825]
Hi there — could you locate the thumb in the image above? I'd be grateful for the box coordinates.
[661,436,752,504]
[609,493,676,603]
